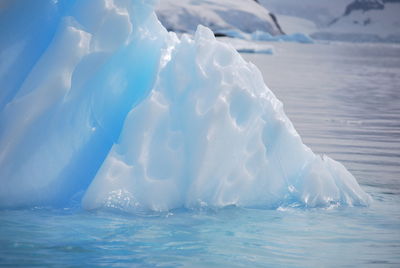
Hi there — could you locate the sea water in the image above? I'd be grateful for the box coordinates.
[1,41,399,267]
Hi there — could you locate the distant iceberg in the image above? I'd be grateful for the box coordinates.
[0,0,371,211]
[217,29,314,44]
[217,37,274,54]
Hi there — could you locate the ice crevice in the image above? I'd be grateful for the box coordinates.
[0,0,371,211]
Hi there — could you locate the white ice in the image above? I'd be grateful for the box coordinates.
[0,0,371,210]
[217,37,274,54]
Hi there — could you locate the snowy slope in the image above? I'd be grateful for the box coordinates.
[315,1,400,42]
[260,0,352,28]
[272,15,317,35]
[155,0,283,36]
[260,0,400,42]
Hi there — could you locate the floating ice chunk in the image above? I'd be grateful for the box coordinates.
[83,25,370,212]
[217,37,274,54]
[252,31,314,44]
[216,29,314,44]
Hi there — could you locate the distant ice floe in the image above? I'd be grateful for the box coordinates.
[217,29,314,44]
[217,37,274,54]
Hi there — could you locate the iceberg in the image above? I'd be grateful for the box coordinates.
[217,37,274,54]
[215,29,314,44]
[0,0,371,210]
[251,31,314,44]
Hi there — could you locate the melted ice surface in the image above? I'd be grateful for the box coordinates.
[82,25,371,211]
[0,0,370,210]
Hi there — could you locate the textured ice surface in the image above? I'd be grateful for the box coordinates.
[0,0,371,210]
[83,25,370,211]
[0,0,164,207]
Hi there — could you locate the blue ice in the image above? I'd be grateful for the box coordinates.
[0,0,370,211]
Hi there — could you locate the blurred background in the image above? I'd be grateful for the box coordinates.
[156,0,400,43]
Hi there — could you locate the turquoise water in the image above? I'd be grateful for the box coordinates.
[1,41,399,267]
[0,203,398,267]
